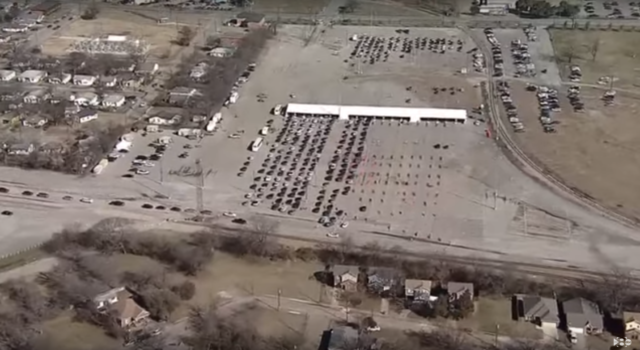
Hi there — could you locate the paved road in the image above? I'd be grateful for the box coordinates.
[61,1,640,28]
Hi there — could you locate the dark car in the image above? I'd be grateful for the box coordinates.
[0,187,8,193]
[170,207,181,212]
[62,195,73,201]
[22,191,33,196]
[122,174,134,178]
[232,218,247,225]
[200,210,213,215]
[1,210,12,216]
[36,192,49,198]
[142,203,154,209]
[155,205,166,210]
[149,154,161,161]
[109,200,125,206]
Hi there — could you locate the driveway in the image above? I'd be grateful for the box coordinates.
[540,324,559,342]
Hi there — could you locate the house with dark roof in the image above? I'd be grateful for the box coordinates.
[405,279,432,301]
[515,295,559,327]
[367,267,403,294]
[562,297,603,335]
[94,287,150,329]
[318,326,359,350]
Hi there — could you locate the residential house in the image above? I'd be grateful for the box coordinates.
[21,115,47,127]
[6,142,35,155]
[235,11,266,28]
[77,109,98,124]
[72,74,97,86]
[145,124,159,133]
[119,73,145,89]
[65,105,80,116]
[168,87,199,106]
[102,93,125,108]
[624,312,640,339]
[23,89,49,104]
[39,142,63,154]
[190,63,208,81]
[136,62,159,75]
[405,279,432,301]
[208,47,235,58]
[50,90,72,104]
[0,69,16,81]
[367,267,403,294]
[562,298,603,335]
[319,326,359,350]
[516,295,559,328]
[93,287,150,328]
[332,265,359,291]
[100,76,118,87]
[447,282,474,301]
[148,114,181,126]
[18,70,47,83]
[47,72,72,84]
[0,34,12,43]
[71,92,99,106]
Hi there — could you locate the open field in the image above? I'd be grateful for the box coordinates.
[42,8,183,61]
[251,0,331,14]
[549,30,640,89]
[511,84,640,221]
[42,312,119,350]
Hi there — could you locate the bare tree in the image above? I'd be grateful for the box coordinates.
[177,26,195,47]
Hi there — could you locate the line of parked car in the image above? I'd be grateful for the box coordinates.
[526,84,561,133]
[498,81,524,133]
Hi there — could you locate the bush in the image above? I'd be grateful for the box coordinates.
[172,281,196,301]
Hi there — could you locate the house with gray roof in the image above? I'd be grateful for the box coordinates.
[447,282,474,301]
[516,295,559,327]
[367,267,403,294]
[562,297,603,335]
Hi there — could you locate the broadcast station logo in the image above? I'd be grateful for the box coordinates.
[613,338,632,347]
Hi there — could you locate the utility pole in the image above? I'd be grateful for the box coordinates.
[195,159,204,214]
[277,288,282,310]
[495,323,500,347]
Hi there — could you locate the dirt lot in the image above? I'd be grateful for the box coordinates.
[42,312,119,350]
[549,30,640,90]
[42,8,184,61]
[457,298,542,339]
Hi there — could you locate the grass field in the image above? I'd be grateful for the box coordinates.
[549,30,640,89]
[456,298,542,339]
[42,312,119,350]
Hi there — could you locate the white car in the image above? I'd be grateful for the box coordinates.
[228,133,241,139]
[366,326,380,332]
[326,232,340,238]
[222,211,237,218]
[136,169,150,175]
[132,159,145,165]
[340,222,349,229]
[80,198,93,204]
[244,193,253,199]
[143,161,155,167]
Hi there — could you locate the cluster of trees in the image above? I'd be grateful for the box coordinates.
[45,222,216,276]
[414,290,474,319]
[514,0,580,18]
[162,28,273,117]
[81,3,100,20]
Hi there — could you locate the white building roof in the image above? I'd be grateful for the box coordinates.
[103,93,125,104]
[0,69,15,78]
[19,70,46,80]
[285,103,467,122]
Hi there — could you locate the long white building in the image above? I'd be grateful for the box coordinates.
[285,103,467,123]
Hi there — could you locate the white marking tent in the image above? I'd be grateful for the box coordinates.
[285,103,467,123]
